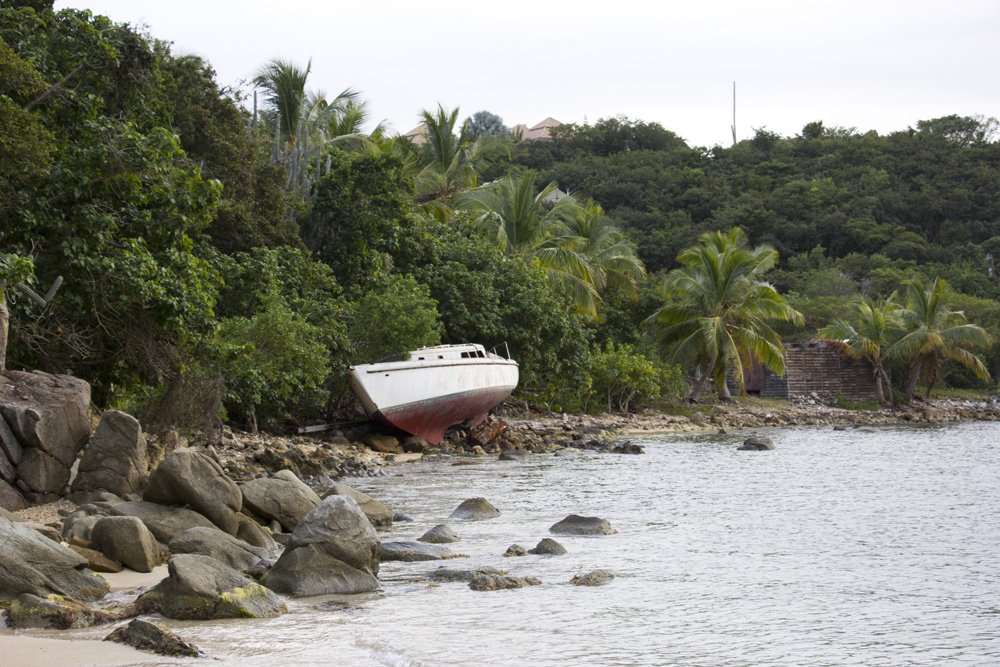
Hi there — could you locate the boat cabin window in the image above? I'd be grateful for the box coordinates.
[418,356,425,360]
[438,355,443,359]
[461,352,469,358]
[477,351,486,358]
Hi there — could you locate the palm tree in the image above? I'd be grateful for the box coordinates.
[819,294,905,407]
[252,58,363,147]
[891,277,992,401]
[409,105,508,206]
[457,175,645,318]
[457,173,579,254]
[645,228,803,399]
[536,200,646,318]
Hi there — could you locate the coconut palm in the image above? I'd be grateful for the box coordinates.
[819,294,905,407]
[457,174,639,318]
[409,105,508,206]
[645,228,803,399]
[536,200,646,318]
[891,277,992,401]
[252,58,363,147]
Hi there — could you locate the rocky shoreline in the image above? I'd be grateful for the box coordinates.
[1,370,997,662]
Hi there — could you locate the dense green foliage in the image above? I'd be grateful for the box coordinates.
[1,4,995,433]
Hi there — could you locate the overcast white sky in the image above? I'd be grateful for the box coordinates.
[58,0,1000,148]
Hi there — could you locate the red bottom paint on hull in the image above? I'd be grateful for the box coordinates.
[374,387,514,445]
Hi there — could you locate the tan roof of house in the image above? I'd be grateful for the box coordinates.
[403,122,427,145]
[522,117,562,140]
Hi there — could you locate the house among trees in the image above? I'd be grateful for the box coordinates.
[510,117,562,141]
[403,117,563,144]
[727,342,878,400]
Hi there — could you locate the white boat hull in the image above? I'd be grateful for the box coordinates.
[349,345,518,444]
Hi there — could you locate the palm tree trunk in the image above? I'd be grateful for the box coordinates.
[718,375,732,400]
[0,290,7,373]
[903,363,921,404]
[688,366,711,401]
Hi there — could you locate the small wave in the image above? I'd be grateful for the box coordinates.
[365,641,425,667]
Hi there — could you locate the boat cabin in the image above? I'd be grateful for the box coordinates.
[408,344,492,362]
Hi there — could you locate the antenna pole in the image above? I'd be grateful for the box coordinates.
[730,81,737,146]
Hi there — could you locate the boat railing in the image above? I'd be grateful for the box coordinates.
[489,342,513,360]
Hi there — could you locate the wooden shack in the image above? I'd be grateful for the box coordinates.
[783,341,878,401]
[725,341,877,400]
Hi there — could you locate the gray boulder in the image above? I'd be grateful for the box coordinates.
[380,541,450,562]
[498,449,530,461]
[0,371,90,494]
[91,516,160,573]
[144,448,243,535]
[738,437,775,451]
[67,544,123,573]
[105,619,200,658]
[324,483,392,527]
[107,500,216,544]
[449,497,500,521]
[0,478,27,511]
[138,554,287,620]
[235,513,275,550]
[61,514,102,543]
[5,593,117,629]
[168,526,272,571]
[549,515,616,535]
[529,538,567,555]
[71,411,148,497]
[240,469,320,531]
[0,516,109,602]
[418,524,460,544]
[262,496,380,597]
[0,410,23,466]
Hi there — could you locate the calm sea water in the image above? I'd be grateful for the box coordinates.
[37,422,1000,665]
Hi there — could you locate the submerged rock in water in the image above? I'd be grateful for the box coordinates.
[105,619,200,657]
[449,497,500,521]
[428,566,503,583]
[570,569,614,586]
[738,437,775,451]
[380,541,451,562]
[549,515,616,535]
[503,544,528,557]
[529,538,567,555]
[418,524,460,544]
[469,573,541,591]
[498,449,530,461]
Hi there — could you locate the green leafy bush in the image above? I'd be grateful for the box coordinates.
[585,342,684,413]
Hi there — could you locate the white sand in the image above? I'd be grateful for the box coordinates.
[0,565,172,667]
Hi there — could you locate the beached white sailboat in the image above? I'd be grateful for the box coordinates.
[348,344,519,444]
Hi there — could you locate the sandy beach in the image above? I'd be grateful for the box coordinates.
[0,567,169,667]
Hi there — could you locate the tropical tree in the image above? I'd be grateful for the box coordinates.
[465,110,509,139]
[409,105,508,208]
[891,277,992,400]
[537,200,646,318]
[646,228,804,399]
[818,294,905,406]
